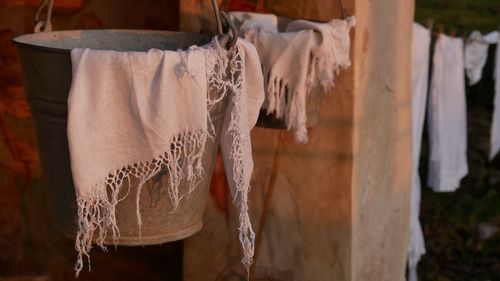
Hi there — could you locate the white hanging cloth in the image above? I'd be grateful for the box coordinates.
[68,37,264,276]
[427,34,468,192]
[407,22,430,281]
[465,31,490,85]
[464,31,499,87]
[484,31,500,159]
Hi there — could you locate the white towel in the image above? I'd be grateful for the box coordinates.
[484,32,500,159]
[241,16,355,143]
[407,22,430,281]
[68,37,264,276]
[427,34,468,192]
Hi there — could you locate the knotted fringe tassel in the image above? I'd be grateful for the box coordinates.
[264,73,309,144]
[74,128,210,276]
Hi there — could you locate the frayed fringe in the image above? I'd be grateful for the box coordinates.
[74,128,209,277]
[74,38,235,277]
[264,74,309,144]
[264,19,353,144]
[225,43,256,272]
[264,51,349,144]
[207,41,256,272]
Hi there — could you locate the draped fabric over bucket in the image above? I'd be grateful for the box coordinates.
[240,16,355,143]
[68,37,264,276]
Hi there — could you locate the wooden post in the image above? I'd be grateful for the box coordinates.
[181,0,413,280]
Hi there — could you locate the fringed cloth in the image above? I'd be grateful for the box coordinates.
[68,37,264,276]
[241,16,355,143]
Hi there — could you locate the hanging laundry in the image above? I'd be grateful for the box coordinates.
[427,34,468,192]
[487,31,500,159]
[465,31,490,85]
[483,31,500,44]
[465,31,500,86]
[239,16,355,143]
[67,37,264,276]
[407,22,430,281]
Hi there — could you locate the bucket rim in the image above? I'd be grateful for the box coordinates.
[12,29,215,54]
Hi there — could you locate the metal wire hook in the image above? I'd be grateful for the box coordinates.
[211,0,237,50]
[34,0,54,32]
[220,0,237,49]
[221,11,238,49]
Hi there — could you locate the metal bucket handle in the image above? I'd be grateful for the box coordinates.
[33,0,238,50]
[34,0,53,32]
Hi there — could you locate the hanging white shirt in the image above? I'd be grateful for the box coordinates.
[427,34,468,192]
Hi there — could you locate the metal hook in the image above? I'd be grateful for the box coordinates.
[219,0,237,49]
[221,11,238,49]
[210,0,237,50]
[34,0,53,32]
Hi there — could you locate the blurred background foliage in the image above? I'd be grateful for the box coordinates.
[415,0,500,280]
[415,0,499,33]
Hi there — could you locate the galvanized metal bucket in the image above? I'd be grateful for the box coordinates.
[255,87,325,129]
[13,29,226,245]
